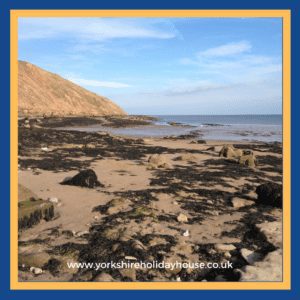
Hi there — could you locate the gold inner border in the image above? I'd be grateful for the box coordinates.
[10,9,291,290]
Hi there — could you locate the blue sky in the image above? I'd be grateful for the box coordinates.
[18,17,282,115]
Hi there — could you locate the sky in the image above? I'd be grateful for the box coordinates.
[18,17,282,115]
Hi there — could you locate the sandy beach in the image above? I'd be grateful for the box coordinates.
[18,116,283,282]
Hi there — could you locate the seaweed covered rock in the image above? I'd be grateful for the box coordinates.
[256,182,282,208]
[61,169,102,188]
[18,198,54,230]
[219,145,243,159]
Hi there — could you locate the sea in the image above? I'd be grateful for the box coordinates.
[64,114,282,143]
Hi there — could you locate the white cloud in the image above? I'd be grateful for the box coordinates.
[18,18,178,41]
[67,76,131,89]
[197,41,251,57]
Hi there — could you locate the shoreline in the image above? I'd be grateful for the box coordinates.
[19,115,282,143]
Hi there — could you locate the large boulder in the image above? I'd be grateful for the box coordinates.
[256,182,282,208]
[219,145,243,159]
[61,169,102,188]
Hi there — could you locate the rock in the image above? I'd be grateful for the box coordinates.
[30,267,43,275]
[183,230,190,237]
[19,252,51,268]
[196,140,206,144]
[209,211,219,216]
[215,244,236,252]
[256,182,282,208]
[219,145,243,159]
[164,256,182,275]
[60,169,102,188]
[75,230,89,237]
[48,197,59,204]
[176,153,197,162]
[238,249,282,281]
[256,221,282,248]
[207,248,217,255]
[119,268,136,281]
[231,197,255,208]
[177,213,188,223]
[172,200,179,205]
[148,154,168,168]
[106,198,131,215]
[224,251,231,259]
[240,248,262,265]
[131,240,146,251]
[239,154,256,168]
[94,273,115,282]
[207,200,213,205]
[206,146,216,151]
[102,228,122,241]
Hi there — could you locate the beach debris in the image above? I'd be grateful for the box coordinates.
[124,256,138,261]
[75,230,89,237]
[48,197,59,204]
[231,197,255,209]
[238,154,256,168]
[30,267,43,275]
[183,230,190,237]
[219,145,243,159]
[177,213,188,223]
[214,244,236,252]
[41,146,51,152]
[256,182,282,208]
[60,169,102,188]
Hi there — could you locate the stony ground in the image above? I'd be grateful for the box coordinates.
[18,117,283,282]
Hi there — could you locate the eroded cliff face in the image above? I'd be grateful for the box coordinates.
[18,61,126,117]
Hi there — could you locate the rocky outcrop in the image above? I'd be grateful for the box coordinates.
[18,198,54,230]
[148,154,170,168]
[18,61,126,117]
[61,169,103,188]
[238,154,256,168]
[219,145,243,159]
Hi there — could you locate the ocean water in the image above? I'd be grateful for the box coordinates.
[62,115,282,142]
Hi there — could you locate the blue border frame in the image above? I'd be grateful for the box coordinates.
[0,0,299,299]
